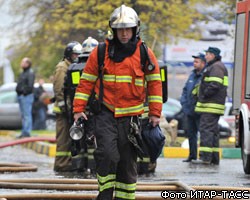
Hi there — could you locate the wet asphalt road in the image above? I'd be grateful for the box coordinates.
[0,144,250,196]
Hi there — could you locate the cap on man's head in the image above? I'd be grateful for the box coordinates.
[205,47,221,57]
[192,53,206,62]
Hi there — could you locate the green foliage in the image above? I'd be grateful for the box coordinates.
[6,0,235,80]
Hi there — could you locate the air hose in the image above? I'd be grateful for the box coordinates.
[0,136,55,148]
[0,178,247,199]
[0,163,37,172]
[0,178,193,191]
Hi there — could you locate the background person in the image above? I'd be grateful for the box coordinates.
[193,47,228,165]
[73,5,162,200]
[32,78,47,130]
[180,53,206,162]
[53,41,83,172]
[16,57,35,138]
[64,36,99,174]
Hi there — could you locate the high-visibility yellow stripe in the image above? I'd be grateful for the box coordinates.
[115,104,144,115]
[204,76,228,86]
[81,72,97,82]
[56,151,71,156]
[199,146,213,153]
[145,74,161,81]
[53,106,61,113]
[115,190,135,200]
[195,107,225,115]
[103,74,115,82]
[71,71,80,84]
[212,147,220,152]
[204,76,223,84]
[148,95,163,103]
[196,102,225,110]
[87,148,95,153]
[135,79,143,86]
[116,76,132,83]
[144,106,149,112]
[97,173,116,192]
[137,157,150,162]
[223,76,228,86]
[74,92,90,101]
[115,182,136,191]
[88,155,94,159]
[97,173,116,184]
[195,102,225,114]
[192,84,199,95]
[161,69,165,82]
[99,181,116,192]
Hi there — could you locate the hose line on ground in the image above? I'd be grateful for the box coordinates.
[0,178,248,200]
[0,193,226,200]
[0,163,37,172]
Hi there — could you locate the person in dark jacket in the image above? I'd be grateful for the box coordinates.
[16,57,35,138]
[192,47,228,165]
[32,78,47,130]
[180,53,206,162]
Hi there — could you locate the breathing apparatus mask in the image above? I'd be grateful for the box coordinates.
[70,116,96,157]
[70,117,85,157]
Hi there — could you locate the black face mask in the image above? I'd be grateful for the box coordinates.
[108,29,138,63]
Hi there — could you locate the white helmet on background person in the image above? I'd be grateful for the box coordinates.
[109,4,140,37]
[64,41,83,62]
[64,41,83,57]
[81,37,99,57]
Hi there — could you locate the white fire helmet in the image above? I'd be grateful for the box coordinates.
[109,4,140,36]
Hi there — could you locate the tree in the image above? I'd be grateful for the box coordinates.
[6,0,235,79]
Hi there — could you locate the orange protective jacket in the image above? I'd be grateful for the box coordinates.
[73,39,162,118]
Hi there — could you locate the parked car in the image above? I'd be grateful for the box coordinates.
[0,82,55,130]
[162,98,232,138]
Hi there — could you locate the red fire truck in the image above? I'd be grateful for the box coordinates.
[234,0,250,174]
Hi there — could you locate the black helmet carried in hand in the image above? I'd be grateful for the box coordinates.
[64,41,83,62]
[142,123,165,162]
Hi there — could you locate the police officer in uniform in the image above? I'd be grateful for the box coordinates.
[73,5,162,200]
[181,53,206,162]
[192,47,228,165]
[53,41,83,172]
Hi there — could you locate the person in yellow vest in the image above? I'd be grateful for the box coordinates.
[53,41,82,172]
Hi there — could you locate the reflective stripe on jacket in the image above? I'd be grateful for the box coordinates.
[195,59,228,115]
[73,39,162,118]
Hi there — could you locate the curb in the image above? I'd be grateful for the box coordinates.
[22,142,56,157]
[162,147,241,159]
[23,143,241,159]
[0,131,242,159]
[0,130,56,157]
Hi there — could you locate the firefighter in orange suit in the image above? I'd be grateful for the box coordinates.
[73,5,162,200]
[53,41,83,172]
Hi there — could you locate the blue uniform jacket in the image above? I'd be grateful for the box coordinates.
[180,68,203,116]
